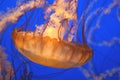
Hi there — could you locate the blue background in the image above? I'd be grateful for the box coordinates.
[0,0,120,80]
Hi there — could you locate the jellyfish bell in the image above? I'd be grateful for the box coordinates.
[11,0,92,68]
[12,28,92,68]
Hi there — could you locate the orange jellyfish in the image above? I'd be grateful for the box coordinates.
[12,0,92,68]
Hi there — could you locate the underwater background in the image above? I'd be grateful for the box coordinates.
[0,0,120,80]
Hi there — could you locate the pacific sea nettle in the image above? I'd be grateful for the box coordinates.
[12,0,92,68]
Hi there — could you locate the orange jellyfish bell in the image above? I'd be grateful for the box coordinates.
[12,29,92,68]
[11,0,92,68]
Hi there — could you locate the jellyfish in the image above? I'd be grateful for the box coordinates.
[0,0,120,80]
[11,0,93,68]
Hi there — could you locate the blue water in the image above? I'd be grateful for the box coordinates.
[0,0,120,80]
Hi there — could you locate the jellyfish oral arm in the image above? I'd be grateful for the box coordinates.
[35,0,78,41]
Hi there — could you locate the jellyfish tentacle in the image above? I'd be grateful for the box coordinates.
[58,25,62,41]
[0,0,45,32]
